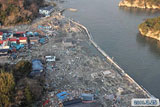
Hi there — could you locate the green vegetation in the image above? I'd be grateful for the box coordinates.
[124,0,160,7]
[0,71,15,107]
[145,0,160,5]
[13,60,32,80]
[24,86,33,105]
[0,60,43,106]
[139,16,160,35]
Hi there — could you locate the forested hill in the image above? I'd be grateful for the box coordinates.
[119,0,160,9]
[0,0,44,26]
[139,17,160,41]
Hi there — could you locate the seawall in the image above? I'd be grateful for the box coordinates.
[70,19,151,98]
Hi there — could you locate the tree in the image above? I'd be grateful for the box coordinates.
[0,70,15,107]
[13,60,32,81]
[24,86,33,105]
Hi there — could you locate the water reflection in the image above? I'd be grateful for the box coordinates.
[136,33,160,57]
[119,7,160,15]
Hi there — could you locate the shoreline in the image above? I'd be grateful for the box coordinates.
[119,0,160,10]
[139,28,160,41]
[70,19,151,98]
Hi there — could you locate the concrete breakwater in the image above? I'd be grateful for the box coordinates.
[71,20,151,98]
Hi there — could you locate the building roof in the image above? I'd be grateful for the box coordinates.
[0,40,3,44]
[16,31,25,34]
[19,37,27,40]
[9,38,17,41]
[40,6,54,11]
[57,92,69,100]
[0,32,3,35]
[0,49,9,52]
[32,59,43,71]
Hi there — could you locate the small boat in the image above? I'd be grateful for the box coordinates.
[68,8,78,12]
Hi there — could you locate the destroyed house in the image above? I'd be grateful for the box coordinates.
[81,93,94,101]
[63,38,76,47]
[39,6,54,16]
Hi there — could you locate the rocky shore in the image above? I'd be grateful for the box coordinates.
[119,0,160,9]
[139,28,160,40]
[139,16,160,41]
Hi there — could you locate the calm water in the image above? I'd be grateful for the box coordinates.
[61,0,160,98]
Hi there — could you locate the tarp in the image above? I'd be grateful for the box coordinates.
[10,43,24,50]
[39,38,45,44]
[34,32,39,36]
[56,92,69,100]
[26,32,34,36]
[32,59,43,71]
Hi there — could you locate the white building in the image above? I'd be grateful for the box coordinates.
[39,6,54,16]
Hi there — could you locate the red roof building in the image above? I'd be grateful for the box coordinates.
[9,38,17,41]
[19,37,27,44]
[0,40,3,44]
[16,31,25,34]
[19,37,27,40]
[0,32,3,36]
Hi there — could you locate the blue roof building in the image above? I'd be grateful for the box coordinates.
[30,59,44,77]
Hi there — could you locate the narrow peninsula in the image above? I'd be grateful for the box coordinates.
[119,0,160,9]
[139,16,160,40]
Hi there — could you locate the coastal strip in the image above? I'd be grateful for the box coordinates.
[70,20,151,98]
[119,0,160,9]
